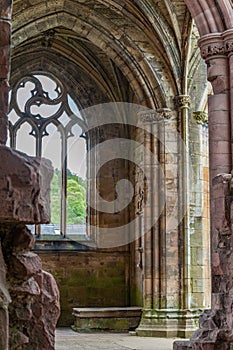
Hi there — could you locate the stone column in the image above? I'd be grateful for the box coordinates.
[174,30,233,350]
[0,2,60,349]
[0,0,11,145]
[0,2,12,349]
[136,108,201,337]
[175,95,192,314]
[223,29,233,169]
[199,33,231,178]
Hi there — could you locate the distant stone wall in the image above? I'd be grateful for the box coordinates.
[37,249,131,326]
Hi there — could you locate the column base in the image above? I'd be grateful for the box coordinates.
[136,309,202,338]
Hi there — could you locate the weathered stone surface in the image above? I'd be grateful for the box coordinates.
[0,145,53,224]
[9,330,29,350]
[0,243,10,350]
[0,243,11,307]
[7,256,60,350]
[0,0,12,19]
[7,252,42,280]
[3,227,60,349]
[173,341,192,350]
[0,307,9,350]
[177,173,233,350]
[0,224,60,350]
[72,307,142,332]
[10,277,40,296]
[9,225,35,253]
[24,271,60,350]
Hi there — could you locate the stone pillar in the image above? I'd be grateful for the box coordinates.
[0,2,12,349]
[175,95,192,314]
[0,2,60,349]
[174,29,233,350]
[199,33,231,178]
[224,29,233,170]
[0,242,11,350]
[0,0,11,145]
[136,108,201,337]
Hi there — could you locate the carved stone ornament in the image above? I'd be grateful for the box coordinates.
[201,44,225,59]
[223,29,233,55]
[138,107,172,124]
[193,111,208,125]
[157,108,172,119]
[137,110,158,123]
[198,30,233,60]
[224,40,233,53]
[174,95,191,110]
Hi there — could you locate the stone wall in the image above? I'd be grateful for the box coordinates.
[37,249,130,326]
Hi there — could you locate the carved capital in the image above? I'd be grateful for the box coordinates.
[198,33,225,60]
[174,95,190,110]
[157,108,172,119]
[223,29,233,55]
[198,31,233,60]
[200,43,225,60]
[193,111,208,126]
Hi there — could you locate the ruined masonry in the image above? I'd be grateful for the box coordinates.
[0,1,60,349]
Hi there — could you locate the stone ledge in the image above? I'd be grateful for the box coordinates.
[72,307,142,333]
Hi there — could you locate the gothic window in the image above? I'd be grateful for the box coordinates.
[8,73,87,239]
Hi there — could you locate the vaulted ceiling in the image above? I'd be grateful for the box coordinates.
[11,0,205,109]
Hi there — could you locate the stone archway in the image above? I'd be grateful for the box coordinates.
[175,1,233,349]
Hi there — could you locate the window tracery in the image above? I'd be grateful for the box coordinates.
[8,73,87,239]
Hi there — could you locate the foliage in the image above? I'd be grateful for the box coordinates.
[50,169,86,224]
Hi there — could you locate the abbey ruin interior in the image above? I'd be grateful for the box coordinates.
[0,1,233,349]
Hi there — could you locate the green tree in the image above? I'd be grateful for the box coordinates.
[67,178,86,224]
[50,169,61,224]
[50,169,86,224]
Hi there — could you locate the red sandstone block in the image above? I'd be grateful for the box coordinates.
[0,110,7,144]
[210,152,231,163]
[0,80,9,112]
[208,58,228,78]
[208,94,229,112]
[193,344,215,350]
[208,124,230,141]
[0,21,10,46]
[0,64,10,80]
[209,141,230,154]
[173,340,192,349]
[209,110,229,124]
[0,0,12,19]
[195,13,209,35]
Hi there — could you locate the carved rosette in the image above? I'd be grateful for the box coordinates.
[193,111,208,126]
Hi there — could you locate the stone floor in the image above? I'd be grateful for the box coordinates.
[55,328,180,350]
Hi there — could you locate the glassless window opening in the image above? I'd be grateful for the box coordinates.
[8,73,87,239]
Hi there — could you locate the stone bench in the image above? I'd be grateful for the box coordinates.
[72,307,142,333]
